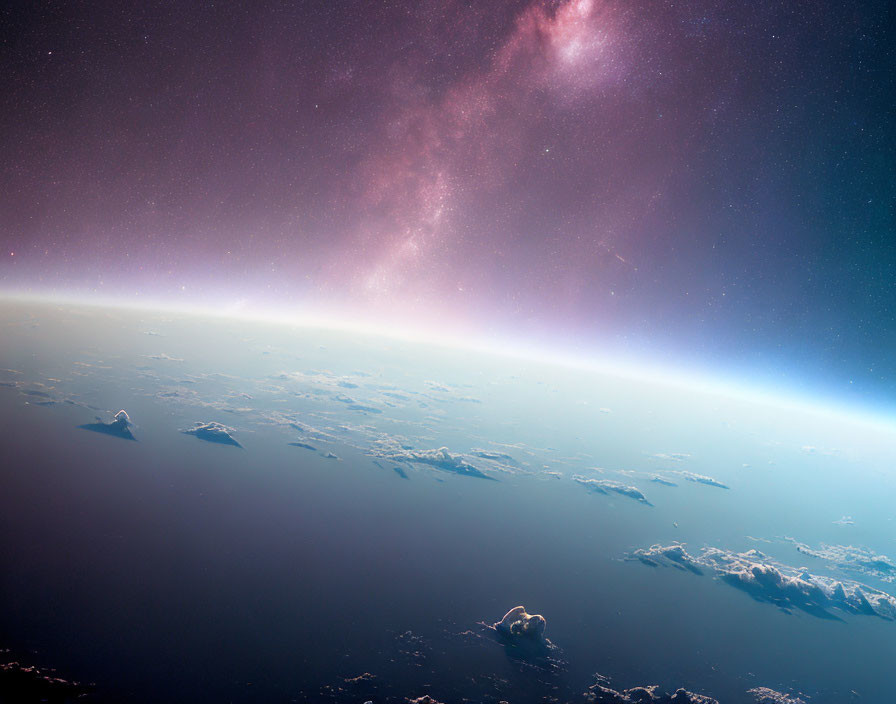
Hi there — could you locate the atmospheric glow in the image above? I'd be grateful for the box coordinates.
[4,289,894,435]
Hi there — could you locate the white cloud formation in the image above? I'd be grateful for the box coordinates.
[585,673,718,703]
[748,687,807,704]
[494,606,547,641]
[573,475,651,505]
[787,539,896,583]
[633,543,896,622]
[372,443,495,479]
[181,421,242,448]
[673,471,729,489]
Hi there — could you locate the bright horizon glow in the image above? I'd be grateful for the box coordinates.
[2,287,895,433]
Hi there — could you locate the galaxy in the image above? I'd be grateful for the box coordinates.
[1,0,893,405]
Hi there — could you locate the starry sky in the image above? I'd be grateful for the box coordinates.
[1,0,894,406]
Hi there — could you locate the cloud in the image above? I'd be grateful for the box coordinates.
[573,475,651,505]
[144,353,184,362]
[286,420,338,443]
[373,444,495,480]
[748,688,807,704]
[462,448,528,476]
[381,391,411,401]
[181,421,242,448]
[346,403,382,414]
[0,660,95,701]
[632,543,896,621]
[787,539,896,583]
[833,515,855,526]
[801,445,838,457]
[650,476,678,487]
[585,673,718,703]
[21,382,54,400]
[485,605,563,669]
[674,471,729,489]
[470,448,522,467]
[333,393,384,414]
[652,453,691,462]
[633,543,702,575]
[78,409,136,441]
[494,606,547,641]
[395,629,429,666]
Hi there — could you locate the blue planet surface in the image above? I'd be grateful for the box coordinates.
[2,299,895,703]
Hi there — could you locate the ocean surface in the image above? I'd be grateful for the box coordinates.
[2,302,896,702]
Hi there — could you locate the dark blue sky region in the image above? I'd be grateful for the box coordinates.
[1,0,893,406]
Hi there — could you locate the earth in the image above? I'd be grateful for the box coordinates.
[1,299,895,703]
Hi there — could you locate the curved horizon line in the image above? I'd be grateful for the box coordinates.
[1,288,894,432]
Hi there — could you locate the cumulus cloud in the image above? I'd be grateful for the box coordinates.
[485,605,563,669]
[748,688,807,704]
[494,606,547,641]
[650,476,678,487]
[633,543,702,575]
[585,673,717,703]
[461,448,528,475]
[181,421,242,448]
[79,409,136,441]
[833,515,855,526]
[373,444,495,480]
[573,475,651,505]
[273,370,386,410]
[632,543,896,621]
[674,471,728,489]
[787,539,896,583]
